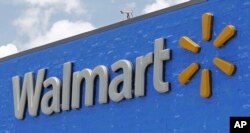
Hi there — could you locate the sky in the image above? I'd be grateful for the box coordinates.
[0,0,189,58]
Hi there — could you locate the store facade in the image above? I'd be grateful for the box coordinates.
[1,0,250,132]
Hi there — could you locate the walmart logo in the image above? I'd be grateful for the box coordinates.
[11,12,238,120]
[178,12,236,98]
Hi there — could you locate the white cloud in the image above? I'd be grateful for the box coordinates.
[13,8,53,39]
[143,0,189,13]
[11,0,95,52]
[0,0,94,58]
[126,2,136,9]
[27,20,95,48]
[23,0,84,14]
[0,44,18,58]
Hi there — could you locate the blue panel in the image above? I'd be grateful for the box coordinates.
[0,0,250,132]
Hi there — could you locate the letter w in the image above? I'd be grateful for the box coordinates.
[12,69,46,119]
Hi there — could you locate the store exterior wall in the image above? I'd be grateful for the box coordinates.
[1,0,250,132]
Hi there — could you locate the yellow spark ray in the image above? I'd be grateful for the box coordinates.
[214,25,236,48]
[179,36,200,53]
[213,57,236,76]
[200,69,211,98]
[202,12,213,41]
[178,63,200,84]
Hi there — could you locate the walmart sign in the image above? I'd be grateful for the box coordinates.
[12,12,237,120]
[12,38,171,119]
[1,0,250,132]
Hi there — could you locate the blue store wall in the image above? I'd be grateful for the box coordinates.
[1,0,250,132]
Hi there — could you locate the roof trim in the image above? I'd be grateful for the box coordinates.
[0,0,206,62]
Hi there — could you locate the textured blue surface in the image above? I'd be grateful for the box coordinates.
[1,0,250,132]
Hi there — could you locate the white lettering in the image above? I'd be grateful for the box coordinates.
[12,38,172,119]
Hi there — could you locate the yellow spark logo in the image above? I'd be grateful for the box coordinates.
[178,12,236,98]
